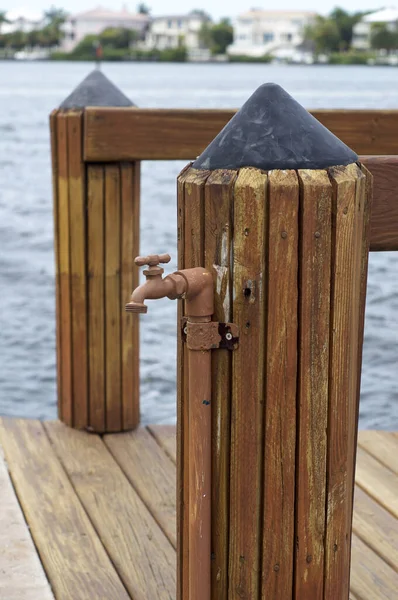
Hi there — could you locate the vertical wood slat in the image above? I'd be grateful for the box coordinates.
[294,170,332,600]
[204,170,237,600]
[323,167,358,598]
[49,111,62,418]
[176,164,191,600]
[87,165,105,432]
[121,162,140,430]
[56,112,73,426]
[229,168,268,599]
[105,165,122,432]
[345,164,367,586]
[67,112,88,429]
[262,171,299,599]
[180,168,210,600]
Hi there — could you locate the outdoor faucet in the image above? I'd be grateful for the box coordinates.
[125,253,214,317]
[125,252,215,600]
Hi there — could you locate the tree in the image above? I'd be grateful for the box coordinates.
[0,11,9,33]
[43,7,67,46]
[100,27,139,49]
[304,16,341,55]
[329,7,364,50]
[371,23,398,54]
[199,18,233,55]
[137,3,150,14]
[209,19,233,54]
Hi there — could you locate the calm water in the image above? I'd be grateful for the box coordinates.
[0,61,397,428]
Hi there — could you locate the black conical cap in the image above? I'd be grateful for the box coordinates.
[193,83,357,171]
[60,69,134,109]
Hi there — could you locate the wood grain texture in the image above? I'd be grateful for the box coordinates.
[323,165,362,599]
[204,169,237,600]
[262,170,298,599]
[84,108,398,161]
[67,111,88,429]
[353,485,398,572]
[188,342,212,600]
[50,110,62,419]
[0,418,129,600]
[147,424,177,463]
[0,446,54,600]
[180,168,210,600]
[121,162,140,430]
[350,534,398,600]
[359,156,394,251]
[105,164,122,431]
[294,170,332,600]
[104,427,176,548]
[56,112,72,426]
[229,168,267,600]
[358,430,398,475]
[45,421,176,600]
[346,164,368,590]
[176,163,191,600]
[355,446,398,519]
[87,164,105,432]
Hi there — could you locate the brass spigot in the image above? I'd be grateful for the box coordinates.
[125,253,214,317]
[125,253,182,314]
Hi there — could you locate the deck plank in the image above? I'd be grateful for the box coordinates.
[45,421,175,600]
[353,486,398,572]
[355,446,398,519]
[0,447,54,600]
[350,534,398,599]
[0,418,129,600]
[147,424,177,464]
[105,427,176,548]
[358,430,398,475]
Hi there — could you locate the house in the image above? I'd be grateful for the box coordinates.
[61,6,150,52]
[144,11,210,51]
[3,8,45,33]
[352,8,398,51]
[227,9,316,59]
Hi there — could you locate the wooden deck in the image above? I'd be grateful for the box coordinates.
[0,419,397,599]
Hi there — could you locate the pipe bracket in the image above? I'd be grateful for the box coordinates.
[181,318,239,351]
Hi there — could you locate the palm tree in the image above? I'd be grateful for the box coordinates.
[0,11,10,34]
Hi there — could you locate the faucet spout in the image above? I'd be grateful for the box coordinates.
[125,253,214,318]
[126,276,177,314]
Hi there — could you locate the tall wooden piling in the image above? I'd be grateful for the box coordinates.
[50,71,140,432]
[177,84,372,599]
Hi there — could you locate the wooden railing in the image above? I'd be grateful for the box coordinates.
[83,108,398,252]
[51,106,398,432]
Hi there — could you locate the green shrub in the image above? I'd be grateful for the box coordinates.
[228,54,273,63]
[328,51,374,65]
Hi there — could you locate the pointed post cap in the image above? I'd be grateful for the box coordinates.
[59,69,134,109]
[193,83,358,171]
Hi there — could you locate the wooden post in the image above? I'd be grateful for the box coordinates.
[177,84,372,599]
[50,70,140,432]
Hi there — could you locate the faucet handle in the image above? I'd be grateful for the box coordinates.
[135,253,171,268]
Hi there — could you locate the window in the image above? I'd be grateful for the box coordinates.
[167,20,172,28]
[263,32,274,42]
[177,19,182,28]
[239,34,247,40]
[240,19,252,25]
[281,32,293,42]
[292,19,302,26]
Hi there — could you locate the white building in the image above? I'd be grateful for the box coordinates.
[227,9,316,58]
[352,8,398,50]
[3,8,44,33]
[61,6,150,52]
[144,11,210,51]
